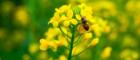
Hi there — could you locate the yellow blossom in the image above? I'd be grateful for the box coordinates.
[75,14,81,20]
[40,38,59,51]
[49,13,60,27]
[57,35,68,47]
[80,5,93,20]
[91,24,102,37]
[47,40,58,52]
[59,55,67,60]
[88,38,99,47]
[45,28,60,39]
[101,46,112,59]
[83,32,92,40]
[60,15,68,21]
[72,46,83,56]
[14,6,29,25]
[49,19,59,27]
[28,43,38,54]
[49,5,72,27]
[103,25,110,33]
[63,20,70,27]
[70,19,78,25]
[40,39,49,51]
[67,9,73,19]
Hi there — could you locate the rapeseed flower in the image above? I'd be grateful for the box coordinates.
[40,4,109,60]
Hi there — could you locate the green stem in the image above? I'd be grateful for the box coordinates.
[68,25,75,60]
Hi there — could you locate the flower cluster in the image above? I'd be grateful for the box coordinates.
[39,3,109,59]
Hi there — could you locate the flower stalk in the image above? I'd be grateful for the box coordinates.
[68,25,76,60]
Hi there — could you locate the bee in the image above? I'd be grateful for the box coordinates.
[77,16,89,34]
[81,16,89,31]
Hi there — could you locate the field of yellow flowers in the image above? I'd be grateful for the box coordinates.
[0,0,140,60]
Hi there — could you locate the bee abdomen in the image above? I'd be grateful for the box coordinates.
[83,24,89,31]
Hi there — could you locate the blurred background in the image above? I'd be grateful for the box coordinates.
[0,0,140,60]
